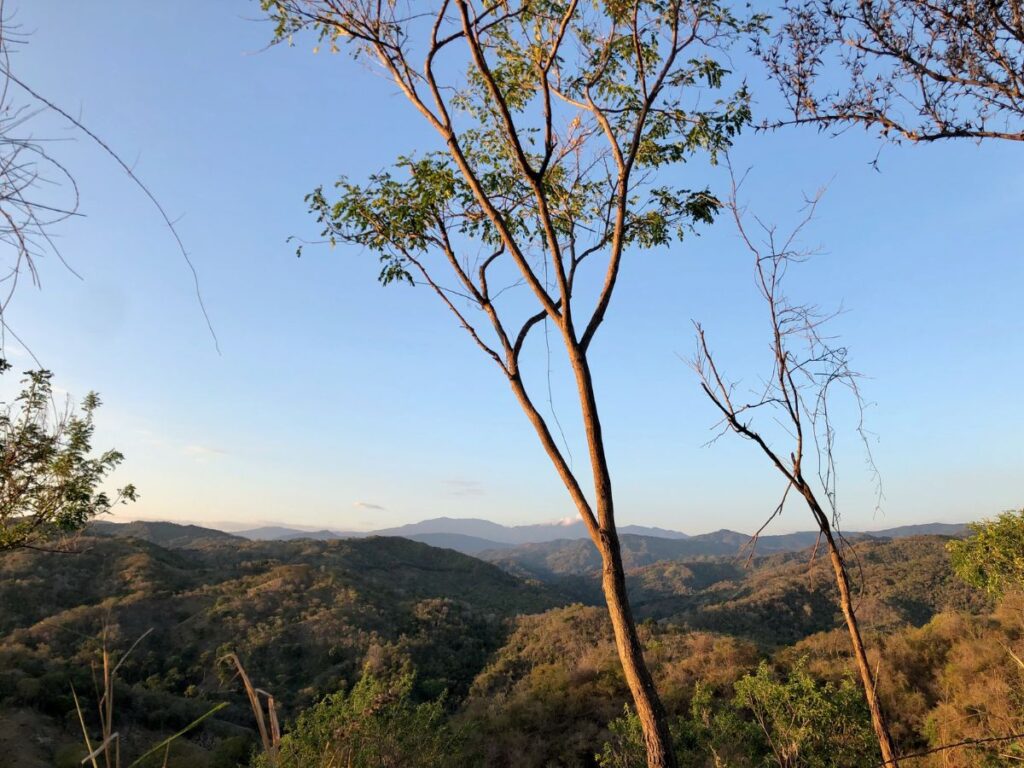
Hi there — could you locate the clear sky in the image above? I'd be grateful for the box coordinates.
[4,2,1020,534]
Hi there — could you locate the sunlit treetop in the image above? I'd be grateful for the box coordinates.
[761,0,1024,143]
[263,1,766,367]
[948,510,1024,598]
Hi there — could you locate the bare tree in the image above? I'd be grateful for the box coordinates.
[0,6,80,349]
[759,0,1024,143]
[261,2,764,765]
[691,172,900,766]
[0,0,217,355]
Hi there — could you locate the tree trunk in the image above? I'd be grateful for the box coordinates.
[599,528,679,768]
[822,529,899,766]
[568,343,679,768]
[506,326,678,768]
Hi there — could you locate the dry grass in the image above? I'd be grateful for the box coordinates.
[220,652,280,765]
[72,628,227,768]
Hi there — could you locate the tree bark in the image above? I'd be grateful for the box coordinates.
[815,517,899,766]
[569,344,679,768]
[599,527,679,768]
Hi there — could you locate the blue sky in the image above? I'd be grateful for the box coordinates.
[4,2,1020,534]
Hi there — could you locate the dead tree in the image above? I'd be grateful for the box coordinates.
[759,0,1024,143]
[691,172,900,766]
[261,2,765,765]
[0,7,79,348]
[0,0,217,355]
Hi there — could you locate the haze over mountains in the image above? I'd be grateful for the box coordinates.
[234,516,690,551]
[225,516,967,555]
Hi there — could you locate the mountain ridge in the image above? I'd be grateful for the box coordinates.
[229,517,966,549]
[96,518,969,557]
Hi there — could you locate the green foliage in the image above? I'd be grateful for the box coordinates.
[264,0,766,298]
[488,535,984,645]
[0,366,135,551]
[255,667,459,768]
[732,658,878,767]
[460,603,760,767]
[596,704,658,768]
[598,662,878,768]
[0,531,557,742]
[948,510,1024,597]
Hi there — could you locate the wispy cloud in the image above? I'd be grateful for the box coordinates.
[183,444,227,459]
[353,500,387,511]
[444,479,485,498]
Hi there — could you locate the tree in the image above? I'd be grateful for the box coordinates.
[598,665,879,768]
[691,176,900,765]
[260,2,762,765]
[0,364,135,550]
[759,0,1024,143]
[948,509,1024,598]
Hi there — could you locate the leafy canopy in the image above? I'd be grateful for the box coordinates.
[948,510,1024,598]
[0,365,135,551]
[264,0,764,366]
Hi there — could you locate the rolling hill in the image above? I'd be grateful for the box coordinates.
[0,533,563,723]
[89,520,243,548]
[478,525,969,579]
[0,521,991,767]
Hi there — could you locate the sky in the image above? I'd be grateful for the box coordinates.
[3,2,1020,535]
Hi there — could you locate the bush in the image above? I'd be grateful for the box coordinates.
[598,660,878,768]
[254,666,460,768]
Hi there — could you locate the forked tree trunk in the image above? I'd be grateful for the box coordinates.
[505,326,679,767]
[807,497,899,766]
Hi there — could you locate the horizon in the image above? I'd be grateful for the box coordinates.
[5,2,1021,536]
[105,511,978,538]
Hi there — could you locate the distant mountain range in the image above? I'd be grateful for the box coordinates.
[103,516,969,558]
[232,516,692,553]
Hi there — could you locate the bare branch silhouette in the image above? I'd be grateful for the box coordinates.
[690,161,899,765]
[0,3,219,355]
[758,0,1024,144]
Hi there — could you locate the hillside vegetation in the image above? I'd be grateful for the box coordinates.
[0,531,561,764]
[0,525,1017,767]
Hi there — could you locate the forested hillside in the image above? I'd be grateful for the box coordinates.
[0,531,561,765]
[1,525,1014,766]
[477,526,965,579]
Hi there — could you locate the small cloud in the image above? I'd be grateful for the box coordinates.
[444,479,485,498]
[183,444,227,459]
[353,501,387,511]
[539,516,579,527]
